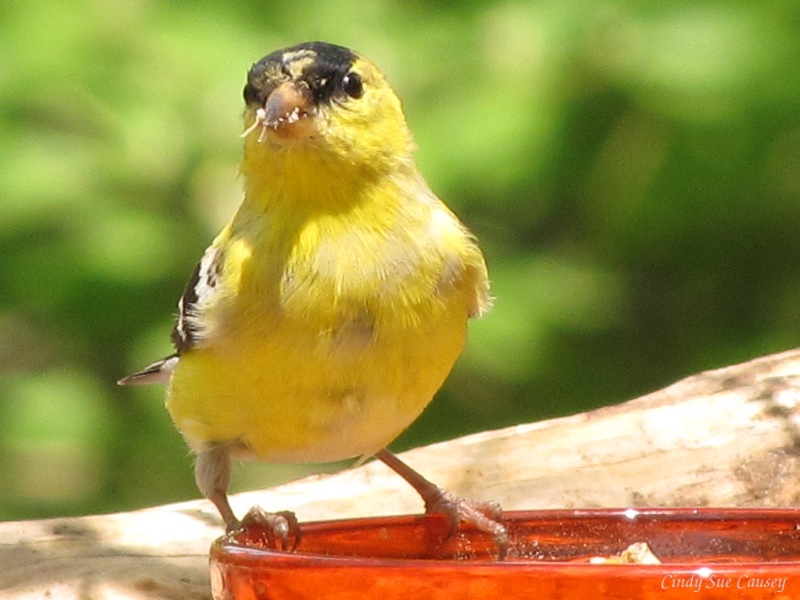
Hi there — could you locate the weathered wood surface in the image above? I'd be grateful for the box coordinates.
[3,348,800,599]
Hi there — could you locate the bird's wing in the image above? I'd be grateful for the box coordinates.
[118,244,223,386]
[416,180,491,320]
[170,244,223,353]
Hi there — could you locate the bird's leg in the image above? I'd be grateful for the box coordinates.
[195,443,238,529]
[195,444,300,550]
[376,449,509,559]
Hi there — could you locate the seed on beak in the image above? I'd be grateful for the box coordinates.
[242,82,316,142]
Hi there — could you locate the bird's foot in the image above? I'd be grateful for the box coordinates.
[228,505,301,551]
[375,450,509,559]
[424,487,509,559]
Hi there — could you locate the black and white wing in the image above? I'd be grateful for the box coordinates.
[118,245,222,386]
[170,245,222,353]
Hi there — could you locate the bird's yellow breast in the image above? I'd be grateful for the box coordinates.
[166,184,484,463]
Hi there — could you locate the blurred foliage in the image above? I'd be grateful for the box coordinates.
[1,0,799,521]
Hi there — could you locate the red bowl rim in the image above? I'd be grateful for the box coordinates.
[211,507,800,571]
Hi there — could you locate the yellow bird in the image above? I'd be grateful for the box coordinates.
[120,41,506,553]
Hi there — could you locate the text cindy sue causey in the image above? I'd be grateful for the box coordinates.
[661,572,787,593]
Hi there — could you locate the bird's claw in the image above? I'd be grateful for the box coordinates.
[229,505,301,551]
[424,488,509,559]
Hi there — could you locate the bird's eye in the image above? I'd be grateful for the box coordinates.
[341,72,364,98]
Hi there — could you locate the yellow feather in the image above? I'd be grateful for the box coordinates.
[165,48,489,464]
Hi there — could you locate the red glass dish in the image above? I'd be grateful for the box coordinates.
[210,508,800,599]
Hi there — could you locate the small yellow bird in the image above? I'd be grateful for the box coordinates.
[120,41,506,553]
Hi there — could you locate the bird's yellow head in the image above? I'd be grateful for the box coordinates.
[240,42,416,188]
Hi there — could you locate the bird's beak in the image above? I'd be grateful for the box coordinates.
[244,82,317,142]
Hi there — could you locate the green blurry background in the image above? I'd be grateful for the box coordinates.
[2,1,799,521]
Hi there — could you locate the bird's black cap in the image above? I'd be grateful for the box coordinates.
[244,42,359,107]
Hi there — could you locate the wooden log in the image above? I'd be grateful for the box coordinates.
[3,348,800,598]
